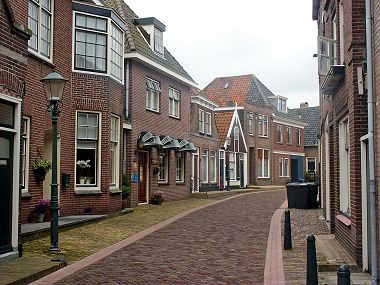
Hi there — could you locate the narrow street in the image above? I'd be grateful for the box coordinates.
[46,190,285,284]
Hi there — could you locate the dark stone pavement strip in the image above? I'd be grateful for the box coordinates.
[55,190,286,285]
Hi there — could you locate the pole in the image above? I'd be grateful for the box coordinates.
[226,150,230,191]
[284,209,292,250]
[306,234,318,285]
[50,106,59,251]
[337,264,350,285]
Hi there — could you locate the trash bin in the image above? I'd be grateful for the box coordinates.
[286,182,318,209]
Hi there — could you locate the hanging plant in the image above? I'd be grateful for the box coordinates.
[33,158,52,183]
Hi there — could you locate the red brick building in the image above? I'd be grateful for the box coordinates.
[202,74,306,186]
[313,0,369,270]
[0,0,30,261]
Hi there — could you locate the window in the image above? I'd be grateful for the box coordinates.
[146,78,161,112]
[154,27,164,56]
[209,151,216,183]
[21,117,30,193]
[279,158,284,177]
[258,149,269,178]
[205,112,212,135]
[176,152,184,182]
[258,114,268,137]
[201,149,208,182]
[76,112,99,186]
[284,158,289,177]
[158,151,168,182]
[229,152,236,180]
[74,12,124,81]
[75,14,107,73]
[248,113,254,134]
[339,117,350,214]
[286,127,292,144]
[332,14,337,65]
[278,98,286,112]
[306,157,316,172]
[296,129,301,146]
[199,109,204,133]
[28,0,52,59]
[234,126,239,152]
[110,23,123,80]
[318,36,336,75]
[169,88,180,118]
[339,1,345,64]
[277,125,283,143]
[110,116,119,187]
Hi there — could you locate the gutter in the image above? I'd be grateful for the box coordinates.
[364,0,377,283]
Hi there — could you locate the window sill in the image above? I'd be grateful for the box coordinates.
[75,189,102,195]
[146,108,160,114]
[158,181,169,185]
[278,142,283,144]
[28,49,55,68]
[109,187,121,194]
[336,214,351,227]
[176,181,185,185]
[258,177,270,179]
[21,192,32,198]
[258,135,269,139]
[169,115,180,120]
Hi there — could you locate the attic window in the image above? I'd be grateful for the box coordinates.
[224,83,229,89]
[278,98,286,112]
[154,27,164,56]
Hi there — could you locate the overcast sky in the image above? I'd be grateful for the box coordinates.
[125,0,319,109]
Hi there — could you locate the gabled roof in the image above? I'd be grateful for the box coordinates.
[214,111,234,145]
[288,106,320,145]
[101,0,196,85]
[202,74,305,125]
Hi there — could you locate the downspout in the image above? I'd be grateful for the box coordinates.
[365,0,377,283]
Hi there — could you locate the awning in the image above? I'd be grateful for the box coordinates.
[160,135,180,149]
[178,139,197,153]
[321,65,345,95]
[138,131,162,147]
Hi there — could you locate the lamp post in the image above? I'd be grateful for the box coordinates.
[41,71,67,252]
[225,136,231,191]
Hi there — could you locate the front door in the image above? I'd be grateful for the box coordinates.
[0,131,13,254]
[291,158,298,182]
[138,152,147,203]
[240,157,244,188]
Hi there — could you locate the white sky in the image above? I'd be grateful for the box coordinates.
[125,0,319,109]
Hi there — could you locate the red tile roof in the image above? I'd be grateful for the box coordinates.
[202,74,253,107]
[214,112,234,145]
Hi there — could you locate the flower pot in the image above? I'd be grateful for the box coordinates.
[44,209,52,222]
[80,177,86,184]
[34,169,47,184]
[38,213,45,223]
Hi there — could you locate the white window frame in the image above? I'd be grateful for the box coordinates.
[339,1,345,64]
[158,151,168,183]
[318,36,337,76]
[286,127,292,144]
[284,158,289,177]
[176,152,184,182]
[154,27,164,56]
[199,109,205,133]
[21,117,31,194]
[229,152,236,181]
[72,11,124,83]
[278,98,286,112]
[146,77,161,112]
[339,116,350,215]
[306,157,317,173]
[110,23,123,81]
[277,125,283,143]
[169,87,180,118]
[75,111,102,190]
[28,0,54,62]
[209,151,217,183]
[110,115,120,189]
[258,114,268,137]
[258,148,270,178]
[248,112,254,135]
[201,149,208,183]
[279,158,284,177]
[205,112,212,135]
[296,128,301,146]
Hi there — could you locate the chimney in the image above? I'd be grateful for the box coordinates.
[300,102,309,108]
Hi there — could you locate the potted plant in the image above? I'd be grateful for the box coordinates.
[150,190,164,205]
[34,198,50,222]
[77,159,91,184]
[32,158,52,183]
[121,175,132,209]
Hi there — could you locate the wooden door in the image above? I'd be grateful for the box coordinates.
[138,152,147,203]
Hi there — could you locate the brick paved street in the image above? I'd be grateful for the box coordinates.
[46,190,286,285]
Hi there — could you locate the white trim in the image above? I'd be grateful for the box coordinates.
[124,52,198,88]
[21,116,31,194]
[109,115,120,189]
[200,149,209,183]
[284,158,289,177]
[224,109,248,152]
[215,106,244,111]
[279,158,284,177]
[122,122,132,129]
[273,118,307,128]
[273,150,305,157]
[257,148,270,178]
[191,95,219,109]
[306,157,317,172]
[74,110,102,191]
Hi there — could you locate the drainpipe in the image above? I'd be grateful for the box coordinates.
[365,0,377,283]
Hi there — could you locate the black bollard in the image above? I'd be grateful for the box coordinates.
[337,264,350,285]
[306,234,318,285]
[284,209,292,250]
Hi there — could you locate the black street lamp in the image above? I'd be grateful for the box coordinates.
[41,71,67,252]
[225,136,231,191]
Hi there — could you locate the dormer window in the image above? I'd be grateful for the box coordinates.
[154,27,164,56]
[278,98,287,112]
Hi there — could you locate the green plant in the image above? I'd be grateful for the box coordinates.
[122,175,131,199]
[304,171,317,182]
[32,158,52,172]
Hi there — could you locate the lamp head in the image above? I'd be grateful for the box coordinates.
[41,72,68,103]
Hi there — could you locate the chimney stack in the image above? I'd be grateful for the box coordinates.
[300,102,309,108]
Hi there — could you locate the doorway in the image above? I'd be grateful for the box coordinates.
[193,150,199,192]
[0,131,13,254]
[138,151,148,203]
